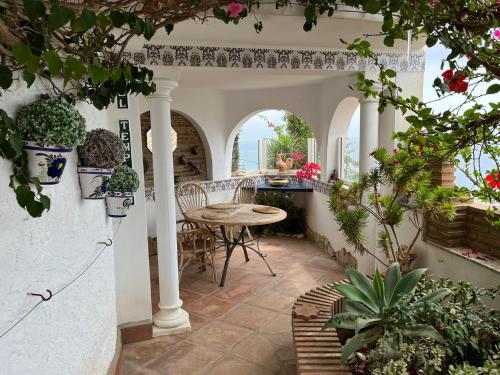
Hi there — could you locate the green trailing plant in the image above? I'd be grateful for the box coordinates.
[77,128,125,168]
[368,338,446,375]
[16,97,86,146]
[0,109,50,217]
[414,276,500,365]
[324,263,452,363]
[108,165,139,193]
[448,353,500,375]
[329,147,457,270]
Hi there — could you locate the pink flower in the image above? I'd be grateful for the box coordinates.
[228,2,244,17]
[492,28,500,41]
[292,152,304,162]
[392,147,398,154]
[267,122,274,128]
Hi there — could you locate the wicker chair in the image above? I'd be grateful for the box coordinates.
[176,220,217,284]
[175,182,208,217]
[232,177,257,204]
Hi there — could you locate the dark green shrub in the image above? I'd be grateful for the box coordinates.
[253,191,305,235]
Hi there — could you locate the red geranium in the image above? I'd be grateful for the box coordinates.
[485,171,500,190]
[442,69,468,93]
[296,162,320,181]
[291,152,304,162]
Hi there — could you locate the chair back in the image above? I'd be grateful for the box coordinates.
[176,182,208,217]
[232,178,257,204]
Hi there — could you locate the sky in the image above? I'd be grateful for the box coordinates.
[238,44,496,184]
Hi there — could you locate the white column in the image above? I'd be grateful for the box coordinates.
[148,77,191,334]
[378,100,396,152]
[359,97,379,174]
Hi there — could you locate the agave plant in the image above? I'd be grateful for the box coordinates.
[325,263,452,363]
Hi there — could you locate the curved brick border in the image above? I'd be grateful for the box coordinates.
[292,280,352,374]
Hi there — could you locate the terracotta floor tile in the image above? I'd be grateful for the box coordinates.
[123,335,184,367]
[305,255,345,272]
[185,295,238,318]
[182,278,220,295]
[180,288,205,305]
[237,273,277,287]
[188,312,211,332]
[268,277,319,297]
[187,320,251,351]
[246,289,296,312]
[205,357,275,375]
[212,282,259,302]
[220,303,277,330]
[147,341,222,375]
[259,313,291,335]
[231,334,282,372]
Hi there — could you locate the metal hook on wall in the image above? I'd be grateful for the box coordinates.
[98,239,113,247]
[28,289,53,302]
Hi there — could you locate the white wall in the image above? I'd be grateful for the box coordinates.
[0,80,116,375]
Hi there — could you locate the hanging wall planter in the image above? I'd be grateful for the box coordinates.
[16,97,86,185]
[23,141,72,185]
[77,129,125,199]
[105,165,139,218]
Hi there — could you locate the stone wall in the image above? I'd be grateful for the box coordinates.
[140,111,208,187]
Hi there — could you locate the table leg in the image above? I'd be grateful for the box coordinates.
[241,227,250,262]
[219,225,245,287]
[243,236,276,277]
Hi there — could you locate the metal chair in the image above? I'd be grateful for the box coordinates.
[176,220,217,284]
[175,182,208,217]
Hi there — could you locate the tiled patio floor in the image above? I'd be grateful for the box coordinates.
[122,236,346,375]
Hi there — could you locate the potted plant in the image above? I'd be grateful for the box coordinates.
[106,165,139,218]
[16,97,86,185]
[77,129,125,199]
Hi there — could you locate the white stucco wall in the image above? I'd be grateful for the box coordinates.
[0,80,117,375]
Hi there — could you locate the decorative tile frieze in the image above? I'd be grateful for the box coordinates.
[145,175,332,201]
[124,44,425,72]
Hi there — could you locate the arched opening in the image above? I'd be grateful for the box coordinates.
[326,97,360,181]
[140,111,211,187]
[228,109,318,176]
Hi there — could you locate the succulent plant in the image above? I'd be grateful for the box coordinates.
[108,165,139,193]
[77,128,125,168]
[16,97,86,147]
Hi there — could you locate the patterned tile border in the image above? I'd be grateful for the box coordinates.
[124,44,425,72]
[145,175,331,201]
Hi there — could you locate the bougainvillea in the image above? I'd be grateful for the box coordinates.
[296,162,320,181]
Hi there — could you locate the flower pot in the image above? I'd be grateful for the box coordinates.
[77,167,113,199]
[23,141,72,185]
[106,191,134,218]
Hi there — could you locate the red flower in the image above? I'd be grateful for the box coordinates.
[292,152,304,161]
[392,159,399,165]
[441,69,453,81]
[455,80,468,93]
[228,2,244,17]
[485,171,500,190]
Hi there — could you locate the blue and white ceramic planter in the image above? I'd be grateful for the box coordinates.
[77,167,113,199]
[106,191,134,218]
[23,141,72,185]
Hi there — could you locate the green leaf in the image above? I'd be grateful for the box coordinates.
[109,10,125,27]
[414,288,452,307]
[486,83,500,95]
[346,268,379,309]
[27,200,45,217]
[15,185,34,208]
[12,43,32,65]
[402,324,445,344]
[23,0,46,21]
[341,326,383,363]
[64,56,87,85]
[344,300,374,315]
[383,262,401,302]
[48,3,74,33]
[384,35,395,47]
[372,269,385,306]
[42,50,63,75]
[0,66,13,89]
[389,268,427,305]
[22,70,36,87]
[324,312,358,330]
[143,19,156,40]
[39,194,51,210]
[426,35,438,47]
[385,69,396,78]
[71,8,96,32]
[354,317,381,333]
[334,284,378,312]
[165,23,174,35]
[88,64,109,84]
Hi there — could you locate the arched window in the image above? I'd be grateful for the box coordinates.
[230,110,317,176]
[344,106,360,181]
